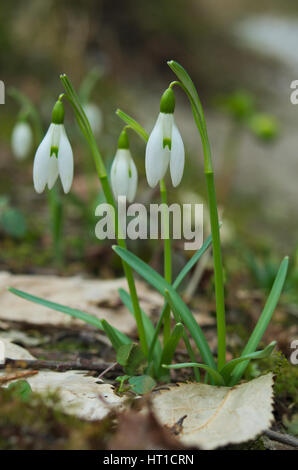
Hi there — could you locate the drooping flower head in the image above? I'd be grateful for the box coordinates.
[145,87,185,188]
[111,129,138,203]
[33,98,73,194]
[11,121,33,161]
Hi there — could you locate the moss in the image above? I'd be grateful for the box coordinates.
[0,387,113,450]
[261,351,298,405]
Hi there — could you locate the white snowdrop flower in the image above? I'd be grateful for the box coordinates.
[145,88,185,188]
[33,99,73,194]
[111,130,138,203]
[84,102,103,136]
[11,121,33,160]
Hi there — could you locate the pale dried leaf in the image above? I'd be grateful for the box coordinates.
[0,337,35,360]
[0,338,125,420]
[152,374,274,449]
[0,272,162,333]
[19,371,126,420]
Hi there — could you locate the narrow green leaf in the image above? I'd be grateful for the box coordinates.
[113,246,216,370]
[173,233,213,290]
[159,323,184,372]
[220,341,276,384]
[101,319,132,352]
[116,109,149,143]
[147,232,214,369]
[9,287,131,348]
[230,257,289,386]
[164,289,202,383]
[118,288,162,368]
[9,287,103,329]
[164,363,225,386]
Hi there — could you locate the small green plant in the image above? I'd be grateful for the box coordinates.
[9,61,289,391]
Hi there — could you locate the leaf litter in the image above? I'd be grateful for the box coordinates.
[0,336,275,449]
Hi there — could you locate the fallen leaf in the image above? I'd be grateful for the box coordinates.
[0,272,162,334]
[152,374,274,449]
[20,371,126,420]
[0,338,125,420]
[0,337,35,360]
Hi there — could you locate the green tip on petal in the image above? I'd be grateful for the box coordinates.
[160,88,175,114]
[163,137,171,150]
[118,129,129,149]
[52,100,65,124]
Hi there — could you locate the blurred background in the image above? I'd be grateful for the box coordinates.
[0,0,298,304]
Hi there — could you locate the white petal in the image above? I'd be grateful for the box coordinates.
[57,126,73,193]
[170,122,185,187]
[33,125,54,193]
[160,112,173,142]
[127,156,138,203]
[51,124,61,148]
[145,114,170,188]
[11,122,33,160]
[47,155,59,189]
[111,149,130,200]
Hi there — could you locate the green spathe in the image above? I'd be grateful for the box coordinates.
[118,129,129,149]
[51,99,65,124]
[160,87,175,114]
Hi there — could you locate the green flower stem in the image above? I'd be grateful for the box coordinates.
[205,171,226,371]
[167,62,226,371]
[48,186,63,266]
[160,179,172,345]
[60,74,148,356]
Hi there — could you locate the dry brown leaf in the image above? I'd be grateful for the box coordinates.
[0,272,162,334]
[152,374,274,449]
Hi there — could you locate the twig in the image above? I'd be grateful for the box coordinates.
[264,430,298,448]
[0,370,38,384]
[1,358,121,373]
[98,362,117,380]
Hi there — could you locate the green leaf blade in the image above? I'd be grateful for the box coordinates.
[220,341,277,384]
[164,363,225,386]
[116,109,149,143]
[9,287,132,350]
[113,245,216,370]
[230,257,289,385]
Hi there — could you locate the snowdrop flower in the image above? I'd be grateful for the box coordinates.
[33,99,73,194]
[11,121,33,161]
[145,88,185,188]
[84,102,103,136]
[111,130,138,203]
